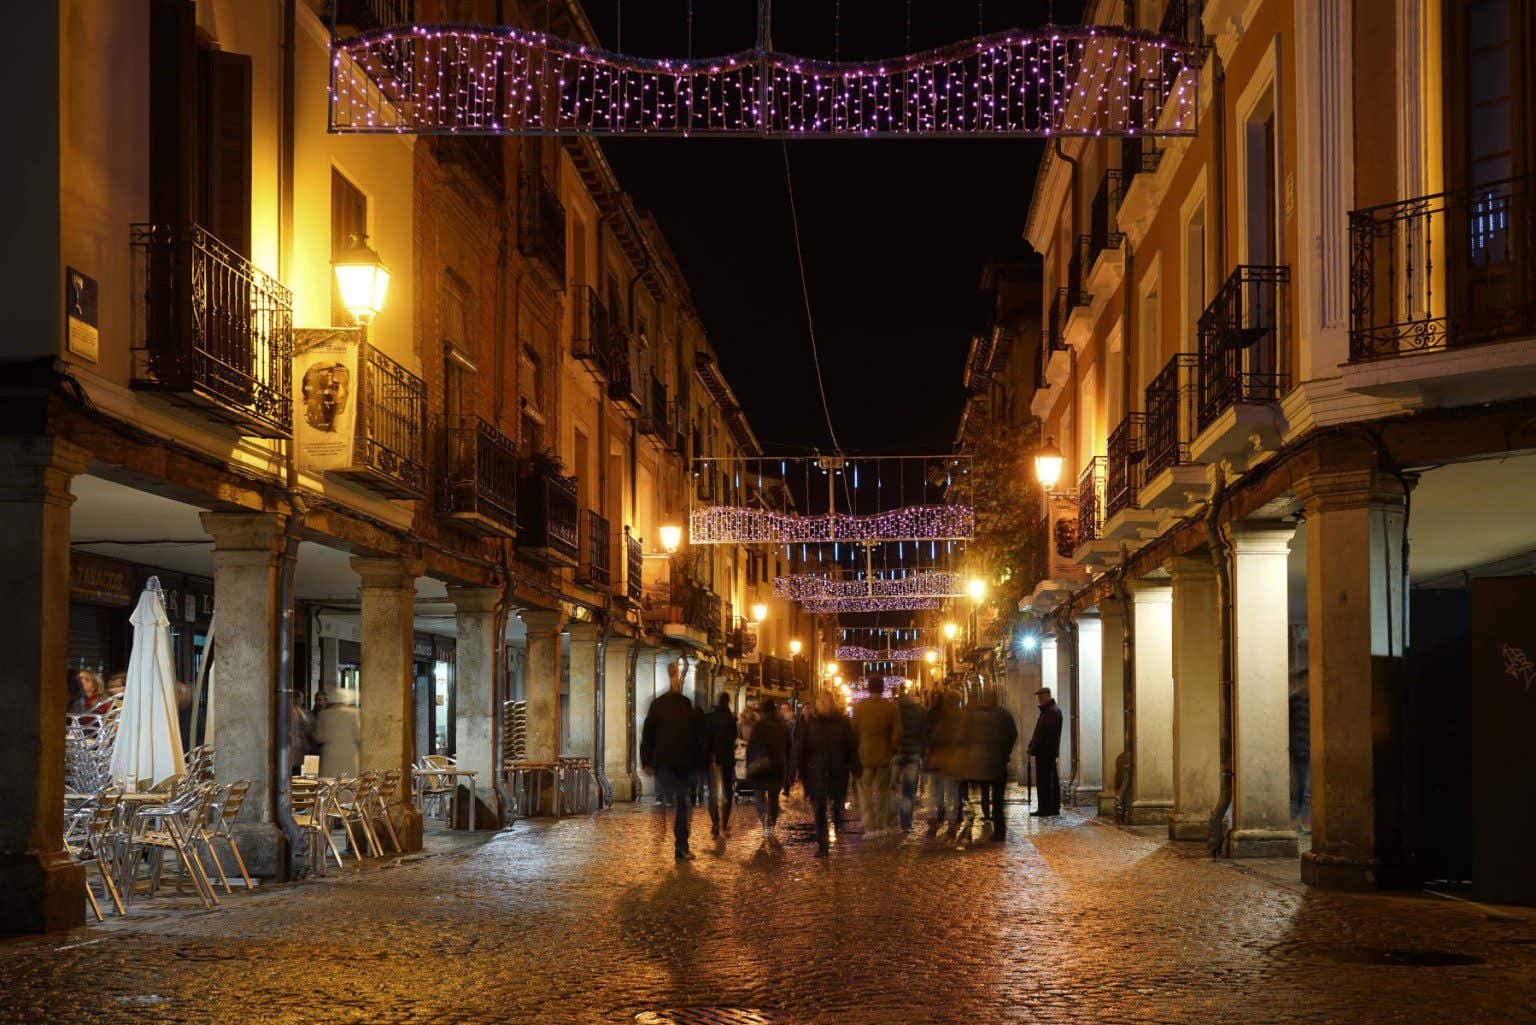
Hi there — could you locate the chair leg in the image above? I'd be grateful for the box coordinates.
[97,857,126,916]
[200,837,233,894]
[323,824,346,868]
[221,834,254,889]
[377,800,402,852]
[84,875,103,923]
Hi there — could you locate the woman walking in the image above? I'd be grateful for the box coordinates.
[745,699,791,845]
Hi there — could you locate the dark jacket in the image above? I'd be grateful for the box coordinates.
[641,691,703,773]
[745,717,792,787]
[706,704,738,765]
[796,712,860,798]
[979,706,1018,778]
[924,697,960,775]
[1027,699,1064,759]
[895,695,927,759]
[1288,688,1310,760]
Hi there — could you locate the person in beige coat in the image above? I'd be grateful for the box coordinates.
[315,688,360,779]
[850,679,902,836]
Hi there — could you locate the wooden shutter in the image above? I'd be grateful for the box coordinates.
[149,0,195,227]
[197,48,252,259]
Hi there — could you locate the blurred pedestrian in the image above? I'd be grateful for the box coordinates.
[288,689,313,777]
[893,685,927,832]
[924,691,961,836]
[1028,687,1064,817]
[851,678,901,836]
[641,661,705,860]
[797,692,860,856]
[976,690,1018,841]
[315,688,360,778]
[1289,671,1311,829]
[746,698,792,844]
[705,691,738,836]
[77,670,111,719]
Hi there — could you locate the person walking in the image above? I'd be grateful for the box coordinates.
[850,678,901,836]
[1028,687,1064,817]
[641,661,705,860]
[705,692,738,837]
[745,698,792,844]
[797,692,860,856]
[924,691,961,836]
[315,688,360,779]
[893,686,927,832]
[1288,670,1311,830]
[977,690,1018,841]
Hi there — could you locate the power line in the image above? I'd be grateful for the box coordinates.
[780,142,842,455]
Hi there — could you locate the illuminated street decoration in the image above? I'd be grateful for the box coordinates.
[690,505,973,544]
[774,570,963,600]
[836,645,936,662]
[800,597,942,614]
[329,25,1197,138]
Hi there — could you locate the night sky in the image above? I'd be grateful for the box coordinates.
[584,1,1066,457]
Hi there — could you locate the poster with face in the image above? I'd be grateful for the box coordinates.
[292,328,360,472]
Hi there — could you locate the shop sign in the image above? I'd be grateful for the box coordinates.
[70,552,134,607]
[293,328,361,474]
[413,635,435,661]
[65,267,99,362]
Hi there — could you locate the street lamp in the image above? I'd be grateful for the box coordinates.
[943,622,958,640]
[751,603,768,624]
[1034,435,1064,490]
[968,577,986,602]
[659,523,682,554]
[789,639,802,656]
[333,234,390,326]
[824,661,838,678]
[924,650,938,664]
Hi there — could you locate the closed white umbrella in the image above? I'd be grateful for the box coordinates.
[111,581,186,792]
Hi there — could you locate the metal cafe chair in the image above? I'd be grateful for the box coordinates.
[127,783,221,910]
[65,786,126,921]
[415,755,459,827]
[505,760,563,821]
[369,768,405,854]
[331,773,383,858]
[290,778,345,876]
[197,780,254,892]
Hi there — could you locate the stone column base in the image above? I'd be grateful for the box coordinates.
[232,821,289,880]
[0,851,86,935]
[1169,813,1211,842]
[460,787,504,831]
[1072,785,1100,810]
[605,771,636,802]
[1230,828,1299,859]
[1098,791,1119,816]
[1128,799,1174,825]
[386,802,425,853]
[1300,850,1378,890]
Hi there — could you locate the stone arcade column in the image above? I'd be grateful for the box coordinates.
[567,623,600,759]
[1170,556,1222,842]
[1074,616,1104,809]
[1295,470,1406,889]
[0,437,89,933]
[1098,596,1127,817]
[351,557,424,851]
[603,640,638,801]
[1128,582,1175,824]
[521,610,567,815]
[202,511,287,877]
[447,586,502,829]
[1230,524,1300,857]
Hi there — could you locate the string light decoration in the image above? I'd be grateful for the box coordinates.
[800,597,942,614]
[690,505,973,545]
[329,24,1197,138]
[836,645,937,662]
[773,571,964,601]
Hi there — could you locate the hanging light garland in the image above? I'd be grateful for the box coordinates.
[800,597,942,614]
[330,24,1197,138]
[773,570,963,601]
[690,505,973,545]
[836,645,936,662]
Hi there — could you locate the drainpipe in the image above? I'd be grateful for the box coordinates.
[490,542,518,822]
[1205,475,1235,856]
[593,606,612,806]
[1053,138,1080,287]
[1058,611,1081,803]
[626,637,644,792]
[1113,553,1136,824]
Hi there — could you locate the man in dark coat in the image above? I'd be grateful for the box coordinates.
[641,661,705,859]
[977,691,1018,840]
[705,691,739,836]
[1028,686,1064,817]
[796,693,861,856]
[745,698,792,843]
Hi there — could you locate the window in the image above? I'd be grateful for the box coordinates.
[332,171,368,326]
[1138,276,1161,396]
[1182,201,1207,353]
[1243,94,1279,266]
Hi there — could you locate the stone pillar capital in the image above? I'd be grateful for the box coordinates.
[350,556,420,590]
[1293,469,1409,514]
[1128,580,1174,605]
[0,436,91,507]
[1229,521,1296,556]
[447,585,501,615]
[1168,554,1217,582]
[520,608,567,635]
[568,621,602,644]
[201,511,288,552]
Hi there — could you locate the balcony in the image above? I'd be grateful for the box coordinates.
[1117,134,1169,233]
[1103,413,1162,544]
[1160,0,1207,58]
[1191,265,1290,471]
[571,285,614,380]
[616,528,643,604]
[334,342,428,499]
[1031,291,1073,417]
[517,169,566,288]
[516,456,580,567]
[1140,353,1212,510]
[1072,457,1120,569]
[437,415,519,536]
[1343,174,1536,407]
[326,0,413,32]
[1087,171,1127,292]
[575,509,611,590]
[670,400,689,455]
[607,327,643,415]
[131,223,292,438]
[437,135,505,201]
[1064,243,1095,347]
[649,578,722,649]
[638,373,670,438]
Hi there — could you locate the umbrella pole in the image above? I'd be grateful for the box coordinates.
[190,614,216,749]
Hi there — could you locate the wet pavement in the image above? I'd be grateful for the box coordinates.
[3,789,1535,1024]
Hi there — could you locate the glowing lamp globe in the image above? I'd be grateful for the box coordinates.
[925,650,938,664]
[1034,436,1065,489]
[658,523,682,554]
[943,622,958,640]
[751,603,768,624]
[969,577,986,601]
[333,234,390,326]
[789,639,803,656]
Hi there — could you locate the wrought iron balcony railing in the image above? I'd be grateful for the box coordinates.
[1122,134,1163,177]
[1349,173,1536,362]
[1027,513,1051,591]
[131,223,293,438]
[607,326,642,412]
[335,343,427,498]
[571,285,613,376]
[1143,353,1200,481]
[437,135,505,200]
[669,399,689,455]
[1076,457,1106,547]
[517,169,566,284]
[1197,265,1291,431]
[1067,237,1092,308]
[1160,0,1207,55]
[623,528,643,604]
[575,509,611,589]
[638,373,669,437]
[327,0,412,33]
[1089,171,1126,267]
[1105,413,1147,520]
[438,415,519,536]
[516,456,580,567]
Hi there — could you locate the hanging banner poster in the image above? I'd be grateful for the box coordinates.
[292,328,361,473]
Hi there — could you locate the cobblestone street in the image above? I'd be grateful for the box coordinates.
[3,791,1534,1024]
